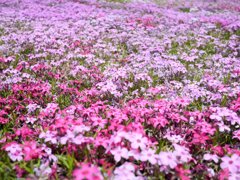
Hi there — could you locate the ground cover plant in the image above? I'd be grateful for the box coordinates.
[0,0,239,179]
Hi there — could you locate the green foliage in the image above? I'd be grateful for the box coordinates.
[222,31,231,40]
[169,41,179,55]
[148,69,163,86]
[19,160,40,175]
[0,89,12,98]
[187,98,203,111]
[0,27,5,36]
[11,55,20,68]
[156,139,171,153]
[117,42,129,59]
[223,72,231,84]
[179,7,190,13]
[49,78,58,95]
[57,154,76,177]
[200,42,216,55]
[0,152,16,180]
[212,130,236,146]
[208,29,231,41]
[183,39,196,49]
[15,21,25,30]
[235,29,240,36]
[20,44,35,55]
[221,94,228,107]
[56,94,72,109]
[0,112,17,138]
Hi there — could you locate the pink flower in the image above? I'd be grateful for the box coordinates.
[22,141,42,161]
[110,147,129,162]
[39,131,58,144]
[149,116,168,128]
[111,131,128,144]
[0,57,6,63]
[0,110,8,124]
[0,117,8,124]
[212,146,225,156]
[60,130,75,144]
[15,125,34,139]
[191,132,210,145]
[114,162,135,175]
[233,130,240,140]
[34,162,52,178]
[220,154,240,174]
[176,165,191,180]
[130,133,148,150]
[26,117,37,124]
[164,134,183,143]
[113,162,143,180]
[91,116,107,128]
[73,163,103,180]
[5,143,24,161]
[128,149,141,161]
[158,152,178,169]
[26,103,40,113]
[196,121,216,135]
[140,149,157,164]
[203,153,219,163]
[219,168,230,180]
[173,144,192,163]
[40,103,59,117]
[217,122,230,132]
[14,165,25,178]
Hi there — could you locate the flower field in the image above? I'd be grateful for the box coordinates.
[0,0,240,179]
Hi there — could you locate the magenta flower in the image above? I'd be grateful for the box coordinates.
[73,163,103,180]
[22,141,42,161]
[91,116,107,128]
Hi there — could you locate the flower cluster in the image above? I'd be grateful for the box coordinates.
[0,0,239,179]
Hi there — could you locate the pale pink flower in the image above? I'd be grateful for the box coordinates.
[128,149,141,161]
[217,122,230,132]
[130,133,148,150]
[203,153,219,163]
[110,147,129,162]
[158,152,178,169]
[26,117,37,124]
[221,154,240,174]
[140,149,157,164]
[5,144,24,161]
[113,162,143,180]
[26,103,40,113]
[60,130,75,144]
[164,134,183,143]
[233,130,240,140]
[39,131,58,144]
[173,144,192,163]
[34,162,52,178]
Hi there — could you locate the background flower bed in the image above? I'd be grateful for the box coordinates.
[0,0,239,179]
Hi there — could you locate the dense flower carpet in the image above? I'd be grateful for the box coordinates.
[0,0,239,179]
